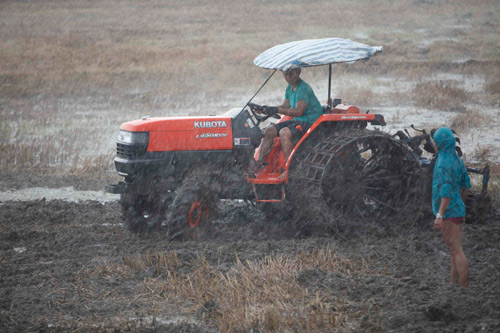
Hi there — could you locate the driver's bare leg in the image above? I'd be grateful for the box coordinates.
[278,128,293,179]
[279,127,293,163]
[256,125,278,165]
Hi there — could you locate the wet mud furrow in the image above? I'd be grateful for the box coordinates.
[1,199,499,332]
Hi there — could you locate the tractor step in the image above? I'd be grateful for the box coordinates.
[247,172,286,185]
[251,182,286,202]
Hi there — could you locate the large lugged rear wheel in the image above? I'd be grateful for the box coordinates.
[289,129,426,224]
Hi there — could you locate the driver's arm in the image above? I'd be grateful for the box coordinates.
[278,99,306,117]
[280,98,291,109]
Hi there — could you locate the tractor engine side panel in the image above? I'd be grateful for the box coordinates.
[149,117,233,151]
[116,117,234,179]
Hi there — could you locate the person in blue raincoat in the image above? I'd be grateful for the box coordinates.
[432,127,471,287]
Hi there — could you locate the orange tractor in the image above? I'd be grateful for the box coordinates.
[105,38,490,237]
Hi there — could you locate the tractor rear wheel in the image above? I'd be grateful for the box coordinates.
[289,129,426,224]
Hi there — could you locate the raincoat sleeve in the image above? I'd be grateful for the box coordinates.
[436,166,454,198]
[459,160,472,190]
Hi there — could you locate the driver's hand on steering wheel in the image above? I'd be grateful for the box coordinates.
[248,103,280,119]
[265,106,279,118]
[248,103,265,114]
[256,107,266,114]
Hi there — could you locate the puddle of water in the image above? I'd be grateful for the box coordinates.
[353,32,369,40]
[72,223,124,228]
[128,315,196,326]
[0,187,120,203]
[430,73,485,93]
[419,37,459,47]
[14,247,27,253]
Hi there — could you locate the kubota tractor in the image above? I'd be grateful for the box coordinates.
[105,38,491,238]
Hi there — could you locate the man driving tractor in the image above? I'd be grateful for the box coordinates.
[250,65,323,176]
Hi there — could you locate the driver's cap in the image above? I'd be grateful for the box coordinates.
[281,64,301,74]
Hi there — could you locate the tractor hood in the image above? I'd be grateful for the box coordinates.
[120,116,234,152]
[120,116,232,132]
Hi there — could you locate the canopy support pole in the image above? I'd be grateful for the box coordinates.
[242,70,277,111]
[328,64,332,106]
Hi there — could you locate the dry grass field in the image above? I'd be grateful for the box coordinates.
[1,0,499,180]
[1,0,500,332]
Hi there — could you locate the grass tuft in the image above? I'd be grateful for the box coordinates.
[413,80,469,111]
[449,108,490,133]
[471,144,492,161]
[485,80,500,95]
[93,247,378,332]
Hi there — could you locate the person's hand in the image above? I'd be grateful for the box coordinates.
[265,106,279,118]
[434,218,443,230]
[248,103,265,114]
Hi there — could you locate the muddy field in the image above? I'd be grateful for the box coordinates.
[1,188,500,332]
[2,0,500,331]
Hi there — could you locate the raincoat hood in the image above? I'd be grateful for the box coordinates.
[433,127,456,154]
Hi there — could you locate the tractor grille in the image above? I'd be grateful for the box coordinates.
[116,143,147,159]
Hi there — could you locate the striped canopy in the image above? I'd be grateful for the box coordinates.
[254,38,383,70]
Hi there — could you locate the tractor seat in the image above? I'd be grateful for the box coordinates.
[322,98,341,114]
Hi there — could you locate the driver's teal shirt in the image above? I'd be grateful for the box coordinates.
[285,79,322,124]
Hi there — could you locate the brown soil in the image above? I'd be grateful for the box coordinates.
[1,180,500,332]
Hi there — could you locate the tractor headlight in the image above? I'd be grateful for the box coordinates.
[116,130,149,159]
[117,130,149,145]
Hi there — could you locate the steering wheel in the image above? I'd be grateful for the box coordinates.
[267,107,281,120]
[248,103,280,122]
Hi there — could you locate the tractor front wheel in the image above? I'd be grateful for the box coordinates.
[167,169,220,239]
[120,191,172,232]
